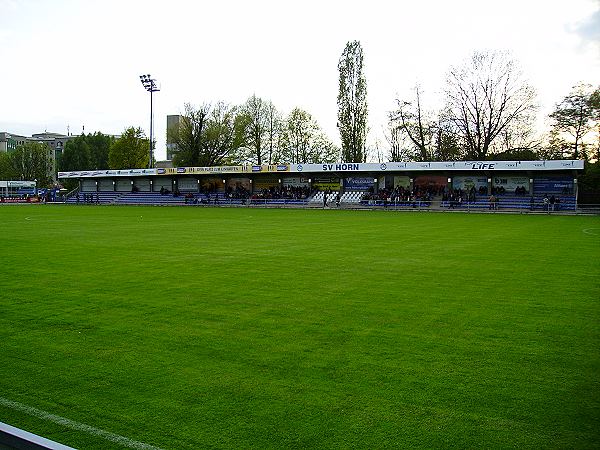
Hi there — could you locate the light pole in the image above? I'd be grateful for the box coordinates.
[139,74,160,168]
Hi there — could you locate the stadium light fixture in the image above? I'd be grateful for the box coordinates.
[139,73,160,169]
[447,177,452,183]
[487,178,492,183]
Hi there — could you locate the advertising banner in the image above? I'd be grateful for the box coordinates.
[282,177,311,187]
[227,178,251,191]
[533,177,574,194]
[344,177,376,191]
[251,164,290,173]
[153,178,171,191]
[312,177,340,191]
[57,160,584,179]
[492,176,529,192]
[414,175,448,187]
[0,181,36,188]
[157,166,249,176]
[98,179,114,191]
[452,176,488,190]
[253,177,279,190]
[393,176,410,188]
[289,160,584,173]
[177,178,198,191]
[58,169,157,178]
[115,179,131,192]
[200,178,224,191]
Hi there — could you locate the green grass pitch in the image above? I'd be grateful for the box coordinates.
[0,205,599,449]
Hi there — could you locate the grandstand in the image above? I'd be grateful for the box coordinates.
[56,160,584,211]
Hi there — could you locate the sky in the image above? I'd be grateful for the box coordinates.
[0,0,598,161]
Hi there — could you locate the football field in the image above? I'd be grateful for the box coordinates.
[1,205,599,449]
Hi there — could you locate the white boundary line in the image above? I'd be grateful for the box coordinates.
[0,397,163,450]
[582,227,599,236]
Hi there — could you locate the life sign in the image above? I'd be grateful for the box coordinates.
[470,163,495,170]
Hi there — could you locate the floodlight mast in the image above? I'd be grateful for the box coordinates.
[139,74,160,168]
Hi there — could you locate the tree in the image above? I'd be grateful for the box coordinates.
[87,132,113,169]
[549,83,597,159]
[444,51,537,159]
[60,135,91,172]
[384,120,410,162]
[280,107,339,163]
[108,127,149,169]
[337,40,368,162]
[168,103,242,166]
[391,85,435,161]
[168,103,210,167]
[433,114,463,161]
[494,116,539,155]
[0,152,17,180]
[590,87,600,160]
[7,142,52,186]
[539,129,570,160]
[202,102,241,166]
[264,101,281,165]
[59,132,113,172]
[242,95,269,165]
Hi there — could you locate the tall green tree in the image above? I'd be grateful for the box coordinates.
[108,127,149,169]
[241,94,269,165]
[202,102,241,166]
[549,83,597,160]
[60,135,91,172]
[87,132,113,169]
[0,152,17,180]
[337,40,368,162]
[280,107,339,164]
[8,142,52,186]
[60,132,113,171]
[264,101,281,165]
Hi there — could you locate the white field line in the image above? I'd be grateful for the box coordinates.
[0,397,163,450]
[582,227,599,235]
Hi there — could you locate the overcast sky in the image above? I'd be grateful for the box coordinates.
[1,0,598,161]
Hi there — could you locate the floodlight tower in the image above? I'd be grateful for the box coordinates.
[139,74,160,168]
